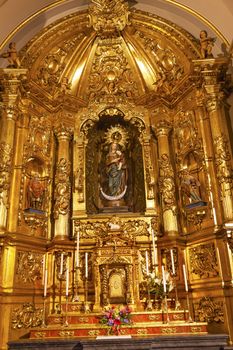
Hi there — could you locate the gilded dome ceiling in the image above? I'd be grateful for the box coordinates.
[20,1,202,110]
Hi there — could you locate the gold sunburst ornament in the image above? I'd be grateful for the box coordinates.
[104,125,128,149]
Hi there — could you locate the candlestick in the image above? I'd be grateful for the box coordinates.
[76,232,80,267]
[43,269,48,297]
[183,264,188,292]
[145,251,149,275]
[170,249,175,275]
[85,252,88,278]
[162,265,166,294]
[152,229,158,266]
[60,253,64,275]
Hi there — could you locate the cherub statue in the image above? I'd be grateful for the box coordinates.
[199,30,216,59]
[0,42,21,68]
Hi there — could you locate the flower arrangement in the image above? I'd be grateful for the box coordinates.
[99,305,132,335]
[148,271,174,298]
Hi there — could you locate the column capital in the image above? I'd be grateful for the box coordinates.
[54,124,73,141]
[0,68,28,95]
[153,120,172,137]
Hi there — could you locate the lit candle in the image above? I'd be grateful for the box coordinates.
[76,232,80,267]
[162,265,166,293]
[170,249,175,275]
[152,229,158,266]
[183,264,188,292]
[66,261,69,297]
[60,253,64,275]
[85,252,88,278]
[145,251,149,275]
[44,269,48,297]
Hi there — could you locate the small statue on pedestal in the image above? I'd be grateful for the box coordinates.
[0,42,21,68]
[199,30,216,59]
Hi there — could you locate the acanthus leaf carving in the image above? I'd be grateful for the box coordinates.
[189,243,218,279]
[11,303,43,329]
[54,158,71,219]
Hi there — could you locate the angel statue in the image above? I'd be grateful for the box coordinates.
[199,30,216,59]
[0,42,21,68]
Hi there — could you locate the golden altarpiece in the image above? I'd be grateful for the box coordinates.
[0,1,233,349]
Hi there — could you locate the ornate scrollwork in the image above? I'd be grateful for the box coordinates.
[16,251,42,284]
[74,217,149,240]
[158,153,176,212]
[194,297,224,323]
[87,37,139,104]
[214,134,233,199]
[24,115,51,159]
[75,150,85,203]
[54,158,71,219]
[189,243,218,278]
[143,139,155,199]
[0,142,12,206]
[11,303,43,329]
[89,0,130,37]
[185,208,206,230]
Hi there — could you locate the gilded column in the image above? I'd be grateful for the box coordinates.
[54,124,73,240]
[197,59,233,222]
[154,120,178,237]
[195,89,223,226]
[142,134,157,213]
[0,68,27,232]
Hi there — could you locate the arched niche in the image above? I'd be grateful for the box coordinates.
[23,157,48,212]
[84,108,146,214]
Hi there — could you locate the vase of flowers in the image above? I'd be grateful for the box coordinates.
[148,271,174,309]
[99,305,132,336]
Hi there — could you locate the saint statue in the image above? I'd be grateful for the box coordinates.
[180,169,202,204]
[27,174,45,211]
[100,125,128,203]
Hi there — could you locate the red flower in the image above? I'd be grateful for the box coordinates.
[114,319,121,325]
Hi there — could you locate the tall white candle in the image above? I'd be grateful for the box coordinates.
[42,254,46,284]
[217,247,224,287]
[43,269,48,297]
[66,263,69,296]
[170,249,175,275]
[145,251,149,275]
[76,232,80,267]
[60,253,64,275]
[85,252,88,278]
[183,264,188,292]
[162,265,166,293]
[152,229,158,266]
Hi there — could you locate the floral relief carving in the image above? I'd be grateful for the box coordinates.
[143,140,155,199]
[16,251,43,284]
[89,0,130,37]
[194,297,224,323]
[24,115,51,159]
[189,243,218,279]
[0,142,12,206]
[11,303,43,329]
[214,134,233,199]
[54,158,71,219]
[74,217,149,240]
[87,38,139,104]
[158,153,176,212]
[75,149,85,202]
